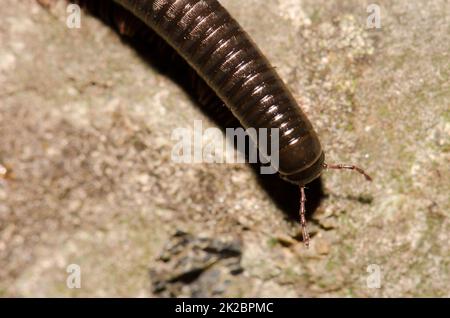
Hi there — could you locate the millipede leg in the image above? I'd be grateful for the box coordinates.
[299,186,310,248]
[323,163,373,181]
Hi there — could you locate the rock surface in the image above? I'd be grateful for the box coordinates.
[0,0,448,297]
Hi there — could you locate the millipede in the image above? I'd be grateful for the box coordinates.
[61,0,372,247]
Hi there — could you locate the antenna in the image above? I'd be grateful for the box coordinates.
[298,163,372,248]
[323,163,372,181]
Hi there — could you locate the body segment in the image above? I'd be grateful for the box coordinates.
[113,0,325,185]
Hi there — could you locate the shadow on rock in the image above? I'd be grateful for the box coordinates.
[73,0,326,223]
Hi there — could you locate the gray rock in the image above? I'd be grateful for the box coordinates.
[0,0,448,297]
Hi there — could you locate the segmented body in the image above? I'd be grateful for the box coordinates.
[112,0,325,185]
